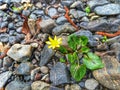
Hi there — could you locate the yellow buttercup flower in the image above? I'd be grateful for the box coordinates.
[46,36,62,49]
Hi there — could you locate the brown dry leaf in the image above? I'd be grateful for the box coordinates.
[0,42,9,59]
[36,18,42,34]
[0,28,7,33]
[24,33,32,42]
[0,42,9,53]
[22,17,30,34]
[0,88,5,90]
[28,19,36,36]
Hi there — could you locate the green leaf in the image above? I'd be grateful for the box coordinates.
[60,58,66,63]
[80,46,90,53]
[70,64,86,81]
[68,34,81,51]
[59,45,68,54]
[67,52,78,64]
[12,7,19,11]
[83,52,104,70]
[80,36,88,46]
[85,6,91,13]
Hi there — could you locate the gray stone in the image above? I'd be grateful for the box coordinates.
[58,7,65,13]
[96,43,108,51]
[22,10,30,16]
[70,9,86,19]
[16,27,22,33]
[52,24,76,35]
[94,4,120,15]
[8,36,18,44]
[15,62,34,75]
[81,17,89,22]
[40,45,55,66]
[15,22,23,27]
[85,79,99,90]
[110,43,120,61]
[0,4,7,10]
[80,19,120,32]
[69,9,78,19]
[7,44,33,62]
[32,10,44,15]
[107,36,120,45]
[93,56,120,90]
[1,21,8,28]
[0,71,12,88]
[3,0,11,3]
[0,34,9,43]
[87,0,109,10]
[50,62,70,85]
[74,30,93,40]
[70,1,83,10]
[40,66,49,74]
[77,10,86,18]
[61,0,74,6]
[48,8,57,17]
[56,16,67,25]
[8,23,14,29]
[110,42,120,50]
[3,56,13,68]
[31,81,50,90]
[71,84,81,90]
[40,19,56,33]
[29,14,37,20]
[35,2,42,8]
[5,80,30,90]
[79,81,85,88]
[9,30,15,35]
[31,67,41,80]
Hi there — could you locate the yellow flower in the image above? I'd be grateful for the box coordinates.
[46,36,62,49]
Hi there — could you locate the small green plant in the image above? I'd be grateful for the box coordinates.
[46,35,104,81]
[102,36,108,43]
[85,6,91,14]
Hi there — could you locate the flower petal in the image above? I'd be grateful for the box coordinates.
[54,36,57,41]
[48,45,52,48]
[49,37,53,42]
[46,41,51,44]
[57,38,62,43]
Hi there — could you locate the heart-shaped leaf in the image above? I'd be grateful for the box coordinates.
[68,34,81,51]
[83,52,104,70]
[67,52,78,64]
[70,64,86,81]
[59,45,68,54]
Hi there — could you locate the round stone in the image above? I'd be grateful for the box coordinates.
[85,78,99,90]
[48,8,57,17]
[40,66,49,74]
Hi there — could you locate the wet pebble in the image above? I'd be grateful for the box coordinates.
[40,66,49,74]
[48,8,57,17]
[56,16,67,25]
[85,78,99,90]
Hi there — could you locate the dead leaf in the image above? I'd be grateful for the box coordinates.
[0,42,9,59]
[0,88,5,90]
[28,19,36,35]
[0,42,9,53]
[24,33,32,42]
[22,16,30,34]
[36,18,42,34]
[0,28,7,33]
